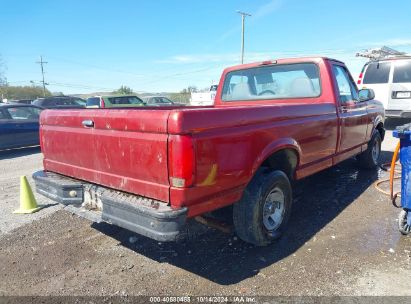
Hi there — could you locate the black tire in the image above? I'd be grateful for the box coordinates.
[357,131,382,169]
[398,209,411,235]
[233,169,292,246]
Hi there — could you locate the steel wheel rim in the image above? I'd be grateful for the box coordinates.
[372,138,380,163]
[263,187,285,231]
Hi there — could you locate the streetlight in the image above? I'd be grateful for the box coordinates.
[236,10,251,64]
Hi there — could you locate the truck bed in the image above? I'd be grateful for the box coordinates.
[40,108,173,202]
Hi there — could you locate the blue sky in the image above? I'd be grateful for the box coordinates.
[1,0,411,94]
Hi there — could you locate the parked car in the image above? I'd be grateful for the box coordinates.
[33,57,384,246]
[32,96,86,109]
[86,95,145,108]
[9,99,33,105]
[357,55,411,118]
[0,104,43,150]
[141,96,184,106]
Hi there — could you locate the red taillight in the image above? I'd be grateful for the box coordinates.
[357,73,363,84]
[100,98,105,108]
[357,72,362,84]
[168,135,195,188]
[39,122,43,150]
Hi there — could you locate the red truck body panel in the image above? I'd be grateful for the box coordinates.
[39,57,384,218]
[168,103,339,216]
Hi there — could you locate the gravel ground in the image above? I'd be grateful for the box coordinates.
[0,147,61,235]
[0,122,410,296]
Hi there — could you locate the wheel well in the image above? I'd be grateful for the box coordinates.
[376,122,385,140]
[261,149,298,180]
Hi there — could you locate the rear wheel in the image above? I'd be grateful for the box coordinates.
[233,169,292,246]
[357,131,382,169]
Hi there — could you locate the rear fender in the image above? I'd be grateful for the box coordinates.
[252,138,301,179]
[373,114,385,140]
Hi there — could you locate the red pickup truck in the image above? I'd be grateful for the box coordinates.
[33,57,385,246]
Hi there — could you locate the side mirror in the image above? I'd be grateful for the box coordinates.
[359,89,375,102]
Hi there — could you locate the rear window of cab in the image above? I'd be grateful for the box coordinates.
[221,63,321,101]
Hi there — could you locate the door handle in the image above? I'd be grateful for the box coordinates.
[82,120,94,128]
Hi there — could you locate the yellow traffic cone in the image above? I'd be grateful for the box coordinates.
[13,176,42,214]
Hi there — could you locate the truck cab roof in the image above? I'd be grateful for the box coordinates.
[223,57,342,73]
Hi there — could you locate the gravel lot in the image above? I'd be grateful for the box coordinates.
[0,122,410,296]
[0,147,61,235]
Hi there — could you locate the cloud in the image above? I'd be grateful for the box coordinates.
[359,38,411,48]
[252,0,283,20]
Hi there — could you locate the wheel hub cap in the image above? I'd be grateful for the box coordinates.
[263,187,285,231]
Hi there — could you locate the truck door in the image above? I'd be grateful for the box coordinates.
[332,64,369,153]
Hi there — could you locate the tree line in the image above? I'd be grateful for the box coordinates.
[0,55,193,104]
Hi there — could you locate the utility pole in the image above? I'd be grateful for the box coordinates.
[237,11,251,64]
[36,56,48,96]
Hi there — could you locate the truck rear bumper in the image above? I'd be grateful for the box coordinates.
[32,170,187,242]
[386,110,411,118]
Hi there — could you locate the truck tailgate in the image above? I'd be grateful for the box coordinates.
[40,109,171,202]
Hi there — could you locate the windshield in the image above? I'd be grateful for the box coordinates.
[86,97,101,107]
[151,97,173,104]
[73,98,87,106]
[32,99,44,106]
[7,106,42,120]
[363,62,391,84]
[108,96,144,105]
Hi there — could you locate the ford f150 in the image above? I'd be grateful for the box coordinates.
[33,57,385,246]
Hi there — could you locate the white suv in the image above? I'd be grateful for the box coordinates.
[357,56,411,118]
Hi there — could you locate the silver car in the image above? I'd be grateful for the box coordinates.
[141,96,183,107]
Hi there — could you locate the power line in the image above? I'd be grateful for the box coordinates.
[46,81,116,91]
[36,56,48,96]
[47,55,146,79]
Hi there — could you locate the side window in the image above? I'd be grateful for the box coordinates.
[7,107,40,120]
[393,61,411,83]
[0,110,8,119]
[128,97,144,104]
[86,97,101,107]
[43,100,55,107]
[333,65,359,104]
